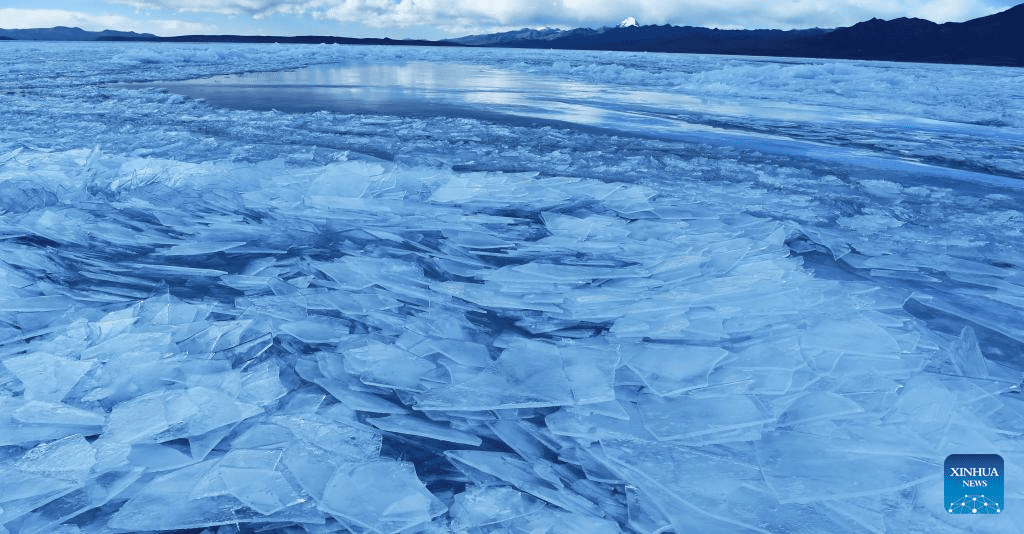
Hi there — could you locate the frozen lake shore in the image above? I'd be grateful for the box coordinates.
[1,41,1023,532]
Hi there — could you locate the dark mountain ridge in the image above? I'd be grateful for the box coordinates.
[0,26,156,41]
[810,4,1024,64]
[100,34,464,47]
[455,4,1024,67]
[0,26,460,48]
[491,24,832,57]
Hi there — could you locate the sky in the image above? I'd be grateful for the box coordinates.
[0,0,1014,40]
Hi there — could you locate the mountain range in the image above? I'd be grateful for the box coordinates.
[0,26,156,41]
[450,4,1024,67]
[2,4,1022,67]
[0,26,459,48]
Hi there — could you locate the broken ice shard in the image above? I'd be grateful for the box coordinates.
[319,460,446,533]
[414,338,619,410]
[104,387,261,445]
[109,461,324,530]
[2,353,93,402]
[367,414,483,446]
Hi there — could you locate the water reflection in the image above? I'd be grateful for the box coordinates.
[152,61,759,145]
[148,60,1020,178]
[155,62,592,121]
[154,60,941,132]
[158,61,887,120]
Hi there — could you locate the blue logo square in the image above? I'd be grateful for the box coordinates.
[945,454,1003,514]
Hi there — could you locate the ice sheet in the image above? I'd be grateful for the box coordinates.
[1,40,1022,533]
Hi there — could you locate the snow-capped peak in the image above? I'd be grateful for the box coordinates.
[618,17,638,28]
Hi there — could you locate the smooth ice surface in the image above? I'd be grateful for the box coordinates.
[1,40,1023,533]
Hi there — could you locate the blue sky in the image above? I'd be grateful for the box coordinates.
[0,0,1014,39]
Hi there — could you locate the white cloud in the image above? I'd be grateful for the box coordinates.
[109,0,333,16]
[148,18,220,34]
[0,8,217,34]
[909,0,999,22]
[0,8,134,30]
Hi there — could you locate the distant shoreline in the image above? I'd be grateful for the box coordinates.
[2,4,1022,68]
[97,34,465,48]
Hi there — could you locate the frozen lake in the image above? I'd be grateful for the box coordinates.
[151,58,1024,181]
[2,41,1024,532]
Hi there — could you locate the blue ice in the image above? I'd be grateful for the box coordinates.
[0,40,1022,533]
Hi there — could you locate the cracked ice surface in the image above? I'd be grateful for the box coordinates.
[1,41,1024,532]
